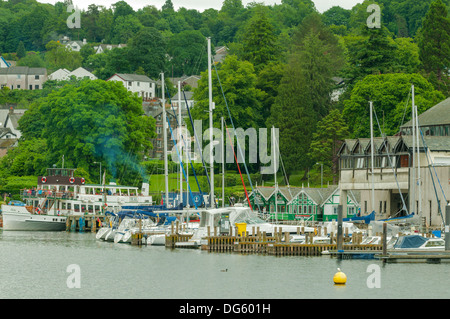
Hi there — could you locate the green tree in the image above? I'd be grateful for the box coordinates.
[267,64,316,178]
[127,27,166,78]
[16,41,26,59]
[238,6,281,72]
[342,73,445,138]
[417,0,450,93]
[17,53,45,68]
[192,55,265,130]
[45,40,82,71]
[308,109,349,180]
[19,80,156,184]
[167,30,208,77]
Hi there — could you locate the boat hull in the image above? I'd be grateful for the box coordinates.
[2,205,66,231]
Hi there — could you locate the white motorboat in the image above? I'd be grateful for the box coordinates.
[180,206,316,248]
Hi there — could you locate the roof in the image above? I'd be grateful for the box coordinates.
[110,73,154,83]
[171,91,194,101]
[401,135,450,152]
[253,185,342,206]
[0,66,46,75]
[401,97,450,128]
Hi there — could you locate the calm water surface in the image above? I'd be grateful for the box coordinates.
[0,231,449,299]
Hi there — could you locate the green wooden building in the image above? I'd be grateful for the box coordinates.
[249,186,360,222]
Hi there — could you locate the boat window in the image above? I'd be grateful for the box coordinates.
[74,204,79,212]
[233,209,265,224]
[425,240,444,247]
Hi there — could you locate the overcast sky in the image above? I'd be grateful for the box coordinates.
[41,0,363,12]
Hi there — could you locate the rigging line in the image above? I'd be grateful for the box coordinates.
[166,113,198,209]
[183,90,212,192]
[372,103,409,216]
[165,88,204,195]
[212,60,256,194]
[225,123,252,210]
[399,88,411,130]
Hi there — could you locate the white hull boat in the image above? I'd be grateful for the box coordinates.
[2,203,66,231]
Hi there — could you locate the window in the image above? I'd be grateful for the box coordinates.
[137,81,140,86]
[35,75,39,80]
[128,81,132,86]
[17,85,20,89]
[35,85,39,89]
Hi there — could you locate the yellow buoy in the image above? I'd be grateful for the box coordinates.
[333,268,347,285]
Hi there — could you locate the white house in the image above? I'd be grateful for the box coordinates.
[48,68,70,81]
[48,67,97,81]
[107,73,156,100]
[66,39,87,52]
[95,43,127,54]
[0,57,11,68]
[68,67,97,80]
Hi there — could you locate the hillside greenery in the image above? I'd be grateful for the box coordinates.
[0,0,449,197]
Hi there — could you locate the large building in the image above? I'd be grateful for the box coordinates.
[107,73,156,101]
[337,97,450,227]
[0,66,47,90]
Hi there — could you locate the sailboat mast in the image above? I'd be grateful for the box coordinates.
[208,37,214,208]
[370,101,375,214]
[221,116,225,208]
[414,94,422,218]
[178,81,183,207]
[273,126,278,223]
[161,72,169,207]
[411,84,416,213]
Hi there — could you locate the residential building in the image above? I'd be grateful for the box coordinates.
[144,103,178,159]
[170,91,194,112]
[337,97,450,227]
[107,73,156,101]
[0,107,26,139]
[66,39,87,52]
[0,66,47,90]
[214,46,228,63]
[170,75,201,89]
[49,67,97,81]
[0,57,11,68]
[95,43,127,54]
[48,68,70,81]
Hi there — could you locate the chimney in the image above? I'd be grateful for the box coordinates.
[9,106,13,115]
[83,39,87,45]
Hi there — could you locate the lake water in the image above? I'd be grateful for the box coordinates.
[0,231,449,301]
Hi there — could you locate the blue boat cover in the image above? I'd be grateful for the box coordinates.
[343,211,375,224]
[393,235,428,249]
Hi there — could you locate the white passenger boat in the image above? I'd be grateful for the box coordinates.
[1,167,152,231]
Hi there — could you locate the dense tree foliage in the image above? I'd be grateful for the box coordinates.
[0,0,449,187]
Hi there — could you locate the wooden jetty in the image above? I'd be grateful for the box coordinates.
[66,215,105,232]
[379,251,450,264]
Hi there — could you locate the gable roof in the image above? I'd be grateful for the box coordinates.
[109,73,154,83]
[401,97,450,128]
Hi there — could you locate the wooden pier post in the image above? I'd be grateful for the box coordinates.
[336,205,343,251]
[445,206,450,251]
[382,222,387,255]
